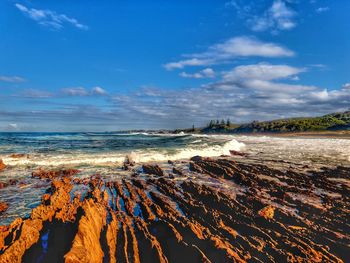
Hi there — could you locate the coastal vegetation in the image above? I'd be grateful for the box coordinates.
[180,111,350,134]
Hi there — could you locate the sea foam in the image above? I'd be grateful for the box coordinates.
[1,139,245,167]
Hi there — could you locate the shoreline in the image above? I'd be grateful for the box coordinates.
[0,156,349,262]
[187,130,350,139]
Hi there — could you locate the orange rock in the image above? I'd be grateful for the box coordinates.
[42,194,51,203]
[64,199,107,263]
[0,159,6,171]
[0,202,8,213]
[258,205,275,219]
[0,219,43,263]
[32,168,80,179]
[0,182,8,189]
[9,154,26,158]
[0,218,23,251]
[106,213,118,263]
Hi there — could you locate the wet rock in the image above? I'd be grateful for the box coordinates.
[0,202,9,213]
[0,159,6,171]
[172,167,184,176]
[258,205,275,219]
[0,182,8,189]
[9,179,18,186]
[32,168,80,179]
[0,158,349,263]
[123,155,136,170]
[229,150,248,157]
[190,155,205,162]
[142,164,164,176]
[9,154,27,158]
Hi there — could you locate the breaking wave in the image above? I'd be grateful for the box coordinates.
[2,139,245,168]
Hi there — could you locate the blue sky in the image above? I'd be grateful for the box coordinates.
[0,0,349,131]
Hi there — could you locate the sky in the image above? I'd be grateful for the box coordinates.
[0,0,349,131]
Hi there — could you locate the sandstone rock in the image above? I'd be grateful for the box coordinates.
[64,199,106,263]
[0,182,8,189]
[32,168,80,179]
[142,164,164,176]
[0,159,6,171]
[172,167,184,176]
[123,155,136,170]
[190,155,204,162]
[258,205,275,219]
[229,150,247,157]
[0,159,348,263]
[9,179,18,185]
[9,154,26,158]
[0,202,9,213]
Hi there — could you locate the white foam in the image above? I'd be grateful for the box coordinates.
[128,139,245,163]
[1,139,245,168]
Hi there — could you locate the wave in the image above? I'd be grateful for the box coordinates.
[2,139,245,167]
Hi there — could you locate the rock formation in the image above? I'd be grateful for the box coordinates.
[32,169,80,179]
[0,202,8,214]
[142,164,164,177]
[0,157,348,262]
[0,159,6,171]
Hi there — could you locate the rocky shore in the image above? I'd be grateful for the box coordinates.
[0,156,349,262]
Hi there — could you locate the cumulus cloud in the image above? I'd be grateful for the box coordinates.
[164,36,294,70]
[60,86,108,97]
[0,75,26,82]
[342,83,350,89]
[179,68,215,79]
[92,86,108,95]
[109,63,350,127]
[250,0,296,33]
[2,68,349,130]
[222,64,305,82]
[15,3,88,30]
[61,87,89,96]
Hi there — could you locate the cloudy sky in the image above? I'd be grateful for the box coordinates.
[0,0,349,131]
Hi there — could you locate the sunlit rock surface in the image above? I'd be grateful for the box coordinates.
[0,157,349,263]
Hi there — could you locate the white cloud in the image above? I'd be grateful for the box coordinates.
[61,86,108,96]
[15,3,88,30]
[0,75,26,82]
[20,89,53,98]
[2,73,350,130]
[61,87,89,96]
[164,58,213,70]
[4,123,19,131]
[316,7,329,13]
[250,0,296,33]
[222,64,305,82]
[342,83,350,89]
[108,64,350,127]
[164,36,294,70]
[92,86,108,95]
[179,68,215,79]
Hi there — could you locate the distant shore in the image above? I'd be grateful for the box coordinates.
[231,130,350,139]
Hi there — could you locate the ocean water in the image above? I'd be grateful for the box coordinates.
[0,132,349,224]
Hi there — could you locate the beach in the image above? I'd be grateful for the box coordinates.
[0,133,349,262]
